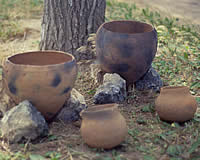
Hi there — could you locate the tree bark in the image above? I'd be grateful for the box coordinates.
[40,0,106,55]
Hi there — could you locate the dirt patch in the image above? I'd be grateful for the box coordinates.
[0,19,41,63]
[117,0,200,29]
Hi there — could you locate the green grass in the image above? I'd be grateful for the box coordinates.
[106,0,200,95]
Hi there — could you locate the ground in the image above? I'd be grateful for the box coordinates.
[118,0,200,26]
[0,0,200,159]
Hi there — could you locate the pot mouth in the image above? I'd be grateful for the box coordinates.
[161,86,190,93]
[80,103,118,117]
[101,20,154,34]
[161,86,189,90]
[6,50,75,66]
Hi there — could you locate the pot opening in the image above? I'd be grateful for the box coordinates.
[162,86,188,90]
[81,103,118,118]
[82,103,117,113]
[103,21,153,34]
[8,51,73,66]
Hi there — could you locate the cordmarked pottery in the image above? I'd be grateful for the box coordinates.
[2,51,78,122]
[155,86,197,122]
[96,20,157,84]
[80,103,128,149]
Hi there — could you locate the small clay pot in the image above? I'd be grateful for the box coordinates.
[155,86,197,122]
[96,20,157,84]
[80,103,128,149]
[2,51,78,121]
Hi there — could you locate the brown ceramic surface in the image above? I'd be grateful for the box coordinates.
[80,103,128,149]
[96,20,157,84]
[2,51,78,121]
[155,86,197,122]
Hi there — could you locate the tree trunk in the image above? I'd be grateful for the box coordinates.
[40,0,106,56]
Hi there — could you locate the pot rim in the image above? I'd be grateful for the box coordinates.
[98,20,154,35]
[160,86,190,94]
[161,86,189,90]
[80,103,118,117]
[3,50,76,72]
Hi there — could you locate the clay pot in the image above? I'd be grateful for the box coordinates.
[96,20,157,84]
[2,51,78,121]
[155,86,197,122]
[80,103,128,149]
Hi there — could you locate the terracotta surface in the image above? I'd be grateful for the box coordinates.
[2,51,78,121]
[155,86,197,122]
[96,20,157,84]
[80,103,128,149]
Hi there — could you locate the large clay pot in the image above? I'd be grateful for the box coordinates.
[96,20,157,84]
[80,103,128,149]
[155,86,197,122]
[2,51,78,121]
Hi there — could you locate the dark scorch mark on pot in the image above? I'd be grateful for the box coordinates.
[110,63,130,73]
[51,73,61,87]
[8,74,18,95]
[118,43,133,58]
[64,60,75,72]
[144,48,154,66]
[60,87,71,95]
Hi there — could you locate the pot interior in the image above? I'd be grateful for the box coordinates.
[103,21,153,34]
[8,51,73,66]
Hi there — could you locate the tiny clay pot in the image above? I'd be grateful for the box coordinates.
[155,86,197,122]
[96,20,157,85]
[2,51,78,122]
[80,103,128,149]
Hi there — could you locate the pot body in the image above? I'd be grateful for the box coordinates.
[2,51,78,121]
[155,86,197,122]
[80,103,128,149]
[96,20,157,84]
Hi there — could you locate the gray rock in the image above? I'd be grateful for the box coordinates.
[0,100,48,143]
[134,66,163,92]
[57,88,87,122]
[94,73,127,104]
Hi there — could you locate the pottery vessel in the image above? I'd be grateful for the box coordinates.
[80,103,128,149]
[2,51,78,121]
[96,20,157,84]
[155,86,197,122]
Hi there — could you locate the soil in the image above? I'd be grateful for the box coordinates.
[117,0,200,27]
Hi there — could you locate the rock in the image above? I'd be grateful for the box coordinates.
[94,73,127,104]
[75,34,96,61]
[134,66,163,92]
[0,100,48,143]
[57,88,87,122]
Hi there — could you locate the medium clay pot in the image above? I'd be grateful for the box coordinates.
[2,51,78,121]
[80,103,128,149]
[155,86,197,122]
[96,20,157,84]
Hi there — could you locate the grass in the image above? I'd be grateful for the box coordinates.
[0,0,200,159]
